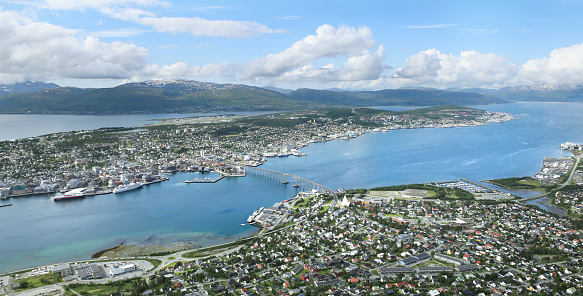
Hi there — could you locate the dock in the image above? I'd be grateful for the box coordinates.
[182,176,225,183]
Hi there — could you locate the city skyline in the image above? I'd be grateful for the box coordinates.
[1,0,583,90]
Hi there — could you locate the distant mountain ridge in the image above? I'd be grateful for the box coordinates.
[0,81,60,96]
[0,79,508,114]
[452,84,583,102]
[288,88,507,106]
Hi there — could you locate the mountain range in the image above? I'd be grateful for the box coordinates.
[448,84,583,102]
[2,79,580,114]
[0,81,59,96]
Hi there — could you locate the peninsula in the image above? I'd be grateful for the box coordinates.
[0,106,513,199]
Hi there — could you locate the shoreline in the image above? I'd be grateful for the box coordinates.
[0,107,531,274]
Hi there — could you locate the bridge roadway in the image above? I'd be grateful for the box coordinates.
[243,166,338,207]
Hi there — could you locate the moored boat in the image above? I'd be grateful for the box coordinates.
[54,187,87,201]
[113,182,143,194]
[247,207,264,223]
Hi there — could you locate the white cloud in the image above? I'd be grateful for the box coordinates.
[139,62,237,78]
[458,28,497,35]
[518,43,583,85]
[393,49,517,88]
[90,27,147,38]
[277,15,302,20]
[391,43,583,88]
[106,7,155,21]
[277,45,388,83]
[39,0,168,11]
[242,24,385,82]
[0,8,149,83]
[135,16,286,38]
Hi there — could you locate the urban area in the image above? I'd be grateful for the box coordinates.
[4,108,583,296]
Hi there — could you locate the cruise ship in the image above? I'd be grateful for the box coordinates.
[113,182,143,194]
[247,207,264,223]
[53,187,87,201]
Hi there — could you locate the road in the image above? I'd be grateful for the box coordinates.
[516,155,581,203]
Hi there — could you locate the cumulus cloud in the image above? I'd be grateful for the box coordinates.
[277,45,388,83]
[0,9,149,83]
[390,43,583,88]
[139,62,238,78]
[136,16,286,38]
[393,49,517,88]
[518,43,583,85]
[242,24,386,82]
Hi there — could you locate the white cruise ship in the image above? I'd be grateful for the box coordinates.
[113,182,144,194]
[247,207,264,223]
[53,187,87,201]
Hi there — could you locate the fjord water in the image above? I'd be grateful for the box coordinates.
[1,102,582,273]
[0,111,277,141]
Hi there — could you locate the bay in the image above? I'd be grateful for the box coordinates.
[1,102,582,273]
[0,111,277,141]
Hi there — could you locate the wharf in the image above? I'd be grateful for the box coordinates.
[5,190,57,199]
[85,189,113,196]
[4,178,167,199]
[182,176,225,183]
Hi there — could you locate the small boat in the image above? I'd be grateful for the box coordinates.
[241,224,246,226]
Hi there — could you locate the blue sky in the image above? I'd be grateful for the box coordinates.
[1,0,583,90]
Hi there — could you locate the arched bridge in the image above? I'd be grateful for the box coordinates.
[243,166,338,207]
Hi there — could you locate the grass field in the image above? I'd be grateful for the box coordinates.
[16,273,62,290]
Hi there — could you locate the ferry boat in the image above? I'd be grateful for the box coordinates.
[247,207,264,223]
[290,149,306,156]
[113,182,143,194]
[53,187,87,201]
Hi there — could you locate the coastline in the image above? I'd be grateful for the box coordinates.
[5,105,570,275]
[91,230,258,259]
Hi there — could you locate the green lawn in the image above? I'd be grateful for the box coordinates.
[16,272,62,290]
[65,280,139,296]
[518,179,542,186]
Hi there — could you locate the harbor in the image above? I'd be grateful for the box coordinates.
[0,102,582,273]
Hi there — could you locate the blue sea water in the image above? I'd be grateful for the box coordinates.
[1,102,582,273]
[0,111,277,141]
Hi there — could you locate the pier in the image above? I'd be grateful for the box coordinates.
[182,176,225,183]
[243,166,338,207]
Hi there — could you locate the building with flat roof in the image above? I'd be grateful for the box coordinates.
[456,264,480,272]
[434,253,466,266]
[378,267,415,275]
[77,263,103,280]
[52,263,73,277]
[417,266,453,273]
